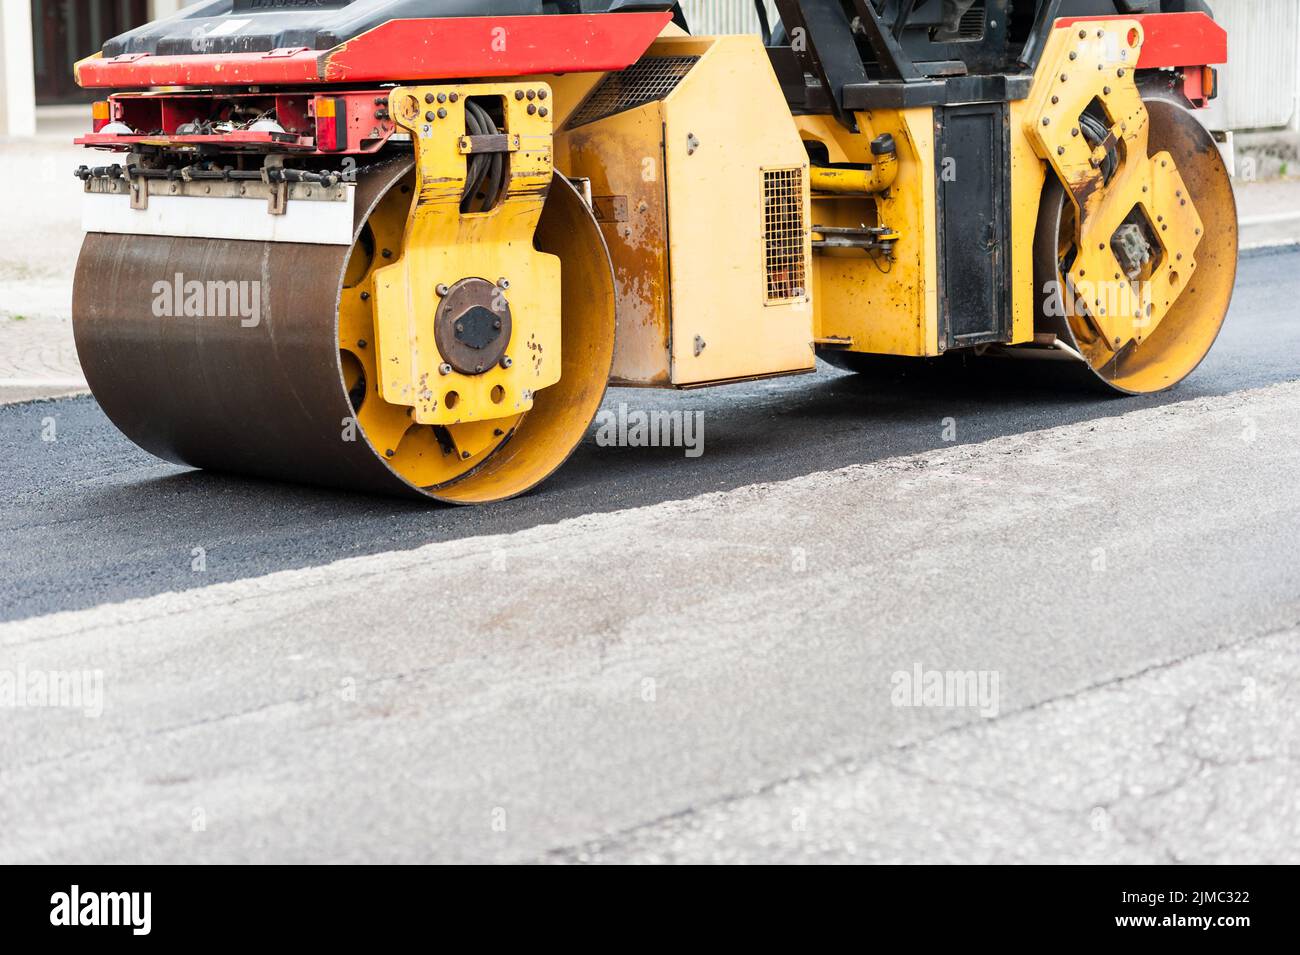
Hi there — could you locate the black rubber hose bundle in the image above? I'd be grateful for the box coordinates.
[461,100,506,213]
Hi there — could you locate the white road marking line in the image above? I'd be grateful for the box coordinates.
[1240,211,1300,227]
[0,378,88,388]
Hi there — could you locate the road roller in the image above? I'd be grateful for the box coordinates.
[70,0,1236,502]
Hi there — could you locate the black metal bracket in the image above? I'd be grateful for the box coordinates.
[774,0,869,130]
[1018,0,1064,70]
[849,0,923,81]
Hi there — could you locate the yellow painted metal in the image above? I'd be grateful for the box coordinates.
[1008,98,1048,345]
[661,35,813,384]
[339,169,521,485]
[1025,20,1203,352]
[1036,95,1237,394]
[554,34,815,386]
[809,158,898,195]
[376,82,560,425]
[555,102,673,385]
[339,169,615,494]
[799,109,940,357]
[434,175,618,502]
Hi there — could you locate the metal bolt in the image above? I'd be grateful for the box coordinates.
[382,248,392,258]
[1071,127,1080,137]
[425,111,435,122]
[538,89,548,100]
[385,449,395,457]
[357,339,367,348]
[1057,146,1066,156]
[425,93,435,104]
[526,89,536,100]
[1069,52,1077,61]
[539,107,548,117]
[455,322,464,333]
[1103,86,1111,95]
[439,363,452,376]
[515,90,525,100]
[437,108,447,119]
[493,319,502,330]
[1043,117,1051,126]
[500,356,512,368]
[437,92,447,103]
[527,104,537,115]
[461,451,472,460]
[436,283,450,296]
[497,277,510,289]
[449,93,458,103]
[360,291,370,301]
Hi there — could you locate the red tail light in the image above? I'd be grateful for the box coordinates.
[91,100,111,133]
[315,96,347,152]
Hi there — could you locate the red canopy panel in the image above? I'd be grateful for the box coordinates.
[1055,11,1228,69]
[77,12,673,89]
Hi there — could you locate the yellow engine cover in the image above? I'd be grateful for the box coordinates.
[555,34,815,386]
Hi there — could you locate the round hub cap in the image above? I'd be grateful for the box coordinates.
[434,277,512,375]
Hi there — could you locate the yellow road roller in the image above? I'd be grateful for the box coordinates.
[70,0,1236,502]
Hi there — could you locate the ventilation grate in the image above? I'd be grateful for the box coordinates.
[762,168,806,304]
[959,0,987,40]
[566,56,699,129]
[931,0,986,41]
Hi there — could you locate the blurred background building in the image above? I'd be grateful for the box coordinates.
[2,0,189,136]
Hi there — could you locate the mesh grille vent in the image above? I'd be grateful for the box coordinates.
[566,56,699,129]
[959,0,987,40]
[762,168,806,304]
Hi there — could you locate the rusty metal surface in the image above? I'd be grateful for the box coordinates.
[72,157,430,499]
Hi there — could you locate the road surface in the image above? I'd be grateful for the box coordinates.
[1,247,1298,863]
